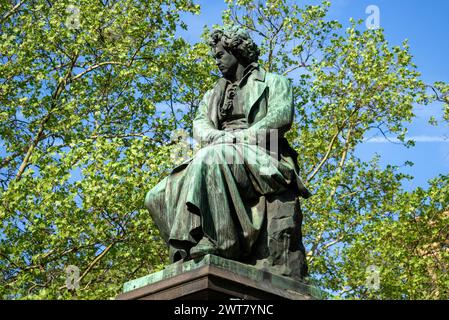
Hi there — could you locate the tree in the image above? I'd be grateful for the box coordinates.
[340,175,449,299]
[0,0,212,299]
[1,0,447,299]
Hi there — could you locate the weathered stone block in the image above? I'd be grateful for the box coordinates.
[116,254,321,300]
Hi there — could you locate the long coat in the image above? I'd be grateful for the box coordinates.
[145,66,311,262]
[192,67,311,199]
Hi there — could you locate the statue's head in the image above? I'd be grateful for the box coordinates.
[208,25,260,79]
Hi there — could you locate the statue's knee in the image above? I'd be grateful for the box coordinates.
[144,190,154,211]
[195,145,214,160]
[194,145,228,166]
[144,178,167,212]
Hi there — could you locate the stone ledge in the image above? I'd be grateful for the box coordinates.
[116,255,322,300]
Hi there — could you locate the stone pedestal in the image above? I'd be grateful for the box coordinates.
[116,255,321,300]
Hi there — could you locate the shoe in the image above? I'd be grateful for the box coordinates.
[189,237,217,259]
[169,245,189,263]
[172,249,188,262]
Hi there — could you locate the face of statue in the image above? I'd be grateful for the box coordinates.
[214,41,238,80]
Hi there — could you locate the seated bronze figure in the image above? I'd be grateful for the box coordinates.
[145,26,311,280]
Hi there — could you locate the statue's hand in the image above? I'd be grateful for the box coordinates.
[233,130,257,145]
[210,131,236,145]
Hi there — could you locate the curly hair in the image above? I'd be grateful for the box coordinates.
[208,25,260,65]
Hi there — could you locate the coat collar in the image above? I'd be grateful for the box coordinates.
[243,66,267,117]
[215,63,265,87]
[251,66,266,82]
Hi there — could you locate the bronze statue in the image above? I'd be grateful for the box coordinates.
[145,25,311,280]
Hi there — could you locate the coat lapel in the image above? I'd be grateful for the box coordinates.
[242,68,267,120]
[208,78,226,129]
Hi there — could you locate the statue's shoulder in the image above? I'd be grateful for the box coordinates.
[201,78,225,105]
[204,88,214,96]
[202,86,217,100]
[207,78,227,93]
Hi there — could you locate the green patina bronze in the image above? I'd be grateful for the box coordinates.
[144,25,311,281]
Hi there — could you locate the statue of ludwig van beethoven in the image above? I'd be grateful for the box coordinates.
[145,25,312,280]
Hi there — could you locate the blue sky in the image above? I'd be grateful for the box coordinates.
[179,0,449,191]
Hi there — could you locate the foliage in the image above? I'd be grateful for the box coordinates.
[339,174,449,299]
[0,0,447,299]
[0,0,213,299]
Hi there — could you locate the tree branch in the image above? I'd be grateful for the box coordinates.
[282,62,309,76]
[15,54,79,180]
[71,61,125,82]
[76,240,118,287]
[14,116,47,180]
[1,0,26,24]
[307,125,354,261]
[307,127,342,182]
